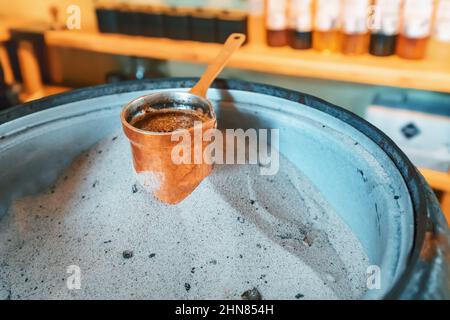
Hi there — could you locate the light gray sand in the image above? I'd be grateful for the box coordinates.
[0,131,369,300]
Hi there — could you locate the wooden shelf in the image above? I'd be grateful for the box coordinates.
[0,29,9,42]
[20,85,71,102]
[45,30,450,93]
[420,168,450,193]
[0,17,48,42]
[0,23,10,42]
[419,168,450,224]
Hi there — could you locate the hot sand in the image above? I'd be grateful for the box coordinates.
[0,131,369,300]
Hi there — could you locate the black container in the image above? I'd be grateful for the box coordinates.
[164,7,191,40]
[96,6,119,34]
[139,6,165,38]
[191,8,218,43]
[216,10,248,44]
[289,31,312,49]
[117,6,142,36]
[369,33,397,57]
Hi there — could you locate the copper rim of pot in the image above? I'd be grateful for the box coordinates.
[121,91,216,137]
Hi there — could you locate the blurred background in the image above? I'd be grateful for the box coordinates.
[0,0,449,220]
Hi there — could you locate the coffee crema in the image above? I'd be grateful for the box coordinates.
[130,109,210,133]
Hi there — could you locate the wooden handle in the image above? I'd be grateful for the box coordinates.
[190,33,246,98]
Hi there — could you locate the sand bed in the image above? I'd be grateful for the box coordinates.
[0,131,369,300]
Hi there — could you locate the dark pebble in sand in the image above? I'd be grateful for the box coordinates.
[132,184,138,193]
[241,288,262,300]
[149,253,156,258]
[295,293,304,299]
[250,200,255,205]
[122,250,134,259]
[302,235,313,247]
[184,283,191,291]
